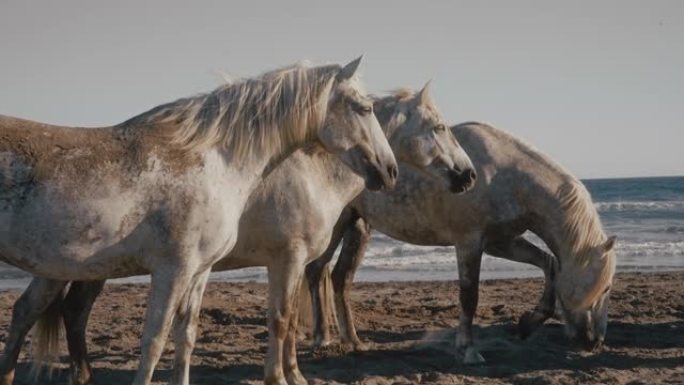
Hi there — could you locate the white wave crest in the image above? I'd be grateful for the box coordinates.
[616,241,684,257]
[362,237,684,272]
[594,200,684,213]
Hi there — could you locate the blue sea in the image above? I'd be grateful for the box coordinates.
[0,176,682,288]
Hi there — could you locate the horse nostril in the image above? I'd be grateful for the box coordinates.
[468,168,477,181]
[388,164,398,180]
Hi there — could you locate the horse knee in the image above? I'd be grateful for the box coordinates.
[141,336,166,356]
[270,311,289,338]
[352,218,371,239]
[483,240,510,257]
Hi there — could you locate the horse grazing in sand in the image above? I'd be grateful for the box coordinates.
[1,84,475,385]
[0,58,399,385]
[304,122,617,364]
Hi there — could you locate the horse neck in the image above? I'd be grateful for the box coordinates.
[530,177,606,269]
[225,119,322,185]
[314,148,367,202]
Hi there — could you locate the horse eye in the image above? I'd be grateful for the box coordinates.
[433,124,446,132]
[354,104,372,115]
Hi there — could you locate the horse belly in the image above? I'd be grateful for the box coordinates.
[370,217,454,246]
[357,194,455,246]
[211,186,343,271]
[0,184,150,280]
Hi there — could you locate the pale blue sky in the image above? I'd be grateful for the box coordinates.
[1,0,682,178]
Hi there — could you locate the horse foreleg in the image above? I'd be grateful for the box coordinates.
[132,267,193,385]
[171,269,211,385]
[282,272,306,385]
[0,277,67,385]
[455,239,485,365]
[486,237,558,338]
[266,251,306,385]
[331,216,371,351]
[62,280,105,385]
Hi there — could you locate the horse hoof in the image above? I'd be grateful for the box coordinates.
[352,341,370,352]
[70,373,95,385]
[70,378,94,385]
[463,348,486,365]
[264,377,289,385]
[71,379,94,385]
[518,311,547,339]
[312,337,332,349]
[285,369,308,385]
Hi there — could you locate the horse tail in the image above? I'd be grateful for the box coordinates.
[297,264,337,341]
[30,290,65,381]
[320,265,336,332]
[297,273,313,339]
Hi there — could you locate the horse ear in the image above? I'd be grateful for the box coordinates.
[337,56,363,81]
[415,80,432,106]
[603,236,617,252]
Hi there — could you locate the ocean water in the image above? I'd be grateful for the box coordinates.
[0,176,682,288]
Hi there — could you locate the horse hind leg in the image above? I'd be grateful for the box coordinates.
[0,277,68,385]
[455,239,486,365]
[485,237,558,339]
[171,269,211,385]
[331,216,371,351]
[304,246,338,349]
[62,280,106,385]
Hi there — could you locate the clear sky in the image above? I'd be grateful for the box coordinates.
[1,0,682,178]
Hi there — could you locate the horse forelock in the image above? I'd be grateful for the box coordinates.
[372,88,440,137]
[124,63,342,162]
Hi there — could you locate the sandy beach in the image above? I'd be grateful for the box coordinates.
[0,271,682,385]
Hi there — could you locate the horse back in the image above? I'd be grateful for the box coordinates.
[451,122,575,237]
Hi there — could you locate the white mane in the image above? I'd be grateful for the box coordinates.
[556,180,607,263]
[125,63,341,162]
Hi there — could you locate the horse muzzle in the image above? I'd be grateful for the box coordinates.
[363,155,398,191]
[448,168,477,194]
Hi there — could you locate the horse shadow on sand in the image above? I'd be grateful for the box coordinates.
[293,320,684,383]
[11,320,684,384]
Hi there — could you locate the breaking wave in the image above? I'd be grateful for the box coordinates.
[594,200,684,213]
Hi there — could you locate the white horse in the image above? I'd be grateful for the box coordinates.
[305,122,617,364]
[0,58,398,385]
[0,85,475,385]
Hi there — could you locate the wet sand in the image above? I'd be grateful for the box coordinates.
[0,271,682,384]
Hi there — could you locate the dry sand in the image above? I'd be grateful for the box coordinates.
[0,271,682,384]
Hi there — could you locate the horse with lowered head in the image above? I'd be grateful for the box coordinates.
[304,121,616,364]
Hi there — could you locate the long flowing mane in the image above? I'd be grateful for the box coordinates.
[121,63,341,161]
[556,180,607,262]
